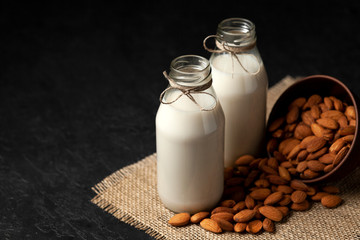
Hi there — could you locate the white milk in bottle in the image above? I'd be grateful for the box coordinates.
[156,55,225,214]
[205,18,268,167]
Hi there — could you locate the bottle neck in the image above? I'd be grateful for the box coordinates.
[169,55,211,87]
[216,18,257,49]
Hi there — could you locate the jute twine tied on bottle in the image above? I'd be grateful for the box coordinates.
[159,71,216,111]
[203,35,261,75]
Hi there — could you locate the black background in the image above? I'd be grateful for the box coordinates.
[1,1,360,239]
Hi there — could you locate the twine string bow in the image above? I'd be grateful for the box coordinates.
[159,71,216,111]
[203,35,261,75]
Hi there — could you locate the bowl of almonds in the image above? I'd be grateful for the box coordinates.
[266,75,359,183]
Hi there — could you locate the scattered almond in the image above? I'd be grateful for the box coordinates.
[168,213,190,227]
[190,212,209,224]
[321,195,342,208]
[262,218,275,233]
[200,218,222,233]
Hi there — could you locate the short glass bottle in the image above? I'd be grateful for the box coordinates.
[156,55,225,213]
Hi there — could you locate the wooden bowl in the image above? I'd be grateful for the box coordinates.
[267,75,359,184]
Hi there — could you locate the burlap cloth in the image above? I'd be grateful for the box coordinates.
[91,76,360,240]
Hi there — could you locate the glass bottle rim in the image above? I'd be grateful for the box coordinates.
[169,55,211,86]
[217,18,256,47]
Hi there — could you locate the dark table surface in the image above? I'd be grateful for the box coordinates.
[1,1,360,239]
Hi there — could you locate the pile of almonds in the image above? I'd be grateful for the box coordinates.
[168,154,343,234]
[168,94,355,234]
[267,94,356,180]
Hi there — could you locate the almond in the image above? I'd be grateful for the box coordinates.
[319,153,336,164]
[268,117,285,132]
[302,111,315,126]
[338,115,348,128]
[190,212,209,224]
[232,201,246,212]
[211,207,236,215]
[254,179,270,188]
[321,110,345,121]
[280,161,294,168]
[311,123,327,138]
[260,164,279,176]
[323,164,334,173]
[278,166,291,181]
[291,190,307,203]
[329,139,346,153]
[289,97,307,109]
[246,220,263,234]
[277,185,294,194]
[258,206,283,222]
[321,194,342,208]
[319,103,329,112]
[294,123,313,139]
[211,212,234,222]
[333,98,344,111]
[233,209,256,223]
[299,135,318,149]
[306,186,317,196]
[267,175,289,185]
[305,147,328,161]
[345,106,356,119]
[282,138,301,156]
[323,97,334,110]
[303,94,322,109]
[267,157,279,170]
[311,192,330,201]
[200,218,222,233]
[341,134,354,143]
[286,106,300,124]
[272,129,284,138]
[290,179,309,191]
[278,194,292,206]
[287,144,302,159]
[235,155,255,165]
[212,218,233,232]
[168,213,190,226]
[262,218,275,233]
[339,126,356,136]
[296,161,308,173]
[220,199,236,208]
[306,136,327,153]
[316,118,339,130]
[350,119,356,127]
[264,191,284,205]
[307,160,325,172]
[333,146,349,165]
[302,169,319,179]
[267,138,278,153]
[276,206,290,217]
[310,105,321,119]
[291,199,310,211]
[249,188,271,200]
[245,195,256,209]
[234,222,247,233]
[297,150,309,161]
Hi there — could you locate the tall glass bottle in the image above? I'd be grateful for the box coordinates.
[205,18,268,167]
[156,55,225,213]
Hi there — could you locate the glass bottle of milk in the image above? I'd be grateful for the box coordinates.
[205,18,268,168]
[156,55,225,214]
